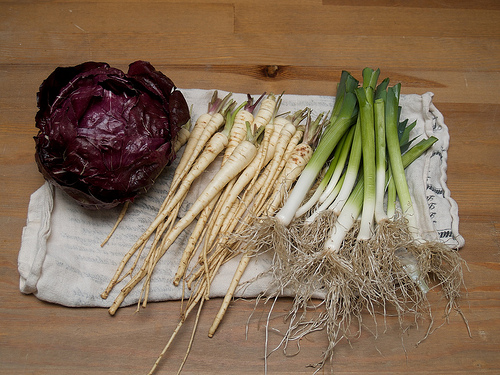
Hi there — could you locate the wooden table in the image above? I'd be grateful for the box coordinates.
[1,1,499,374]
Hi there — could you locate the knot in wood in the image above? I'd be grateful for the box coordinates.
[264,65,279,78]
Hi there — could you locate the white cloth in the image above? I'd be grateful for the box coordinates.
[18,89,465,308]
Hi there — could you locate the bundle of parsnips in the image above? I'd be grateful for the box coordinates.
[100,88,330,373]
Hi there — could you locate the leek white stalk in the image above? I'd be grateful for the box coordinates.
[374,97,388,223]
[304,121,358,223]
[355,67,379,240]
[294,71,360,218]
[275,88,359,226]
[386,168,397,218]
[385,84,420,239]
[327,116,362,215]
[318,125,355,204]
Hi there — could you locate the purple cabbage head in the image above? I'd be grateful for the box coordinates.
[34,61,190,209]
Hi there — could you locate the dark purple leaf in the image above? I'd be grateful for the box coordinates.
[34,61,190,209]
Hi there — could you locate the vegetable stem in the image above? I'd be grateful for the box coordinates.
[276,88,358,226]
[374,97,388,223]
[386,84,419,239]
[355,72,377,240]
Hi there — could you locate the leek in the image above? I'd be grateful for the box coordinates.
[385,84,419,239]
[275,76,359,226]
[355,67,380,240]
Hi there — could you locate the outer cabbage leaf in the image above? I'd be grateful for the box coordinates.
[34,61,189,209]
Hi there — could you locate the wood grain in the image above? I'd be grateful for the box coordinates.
[1,0,499,374]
